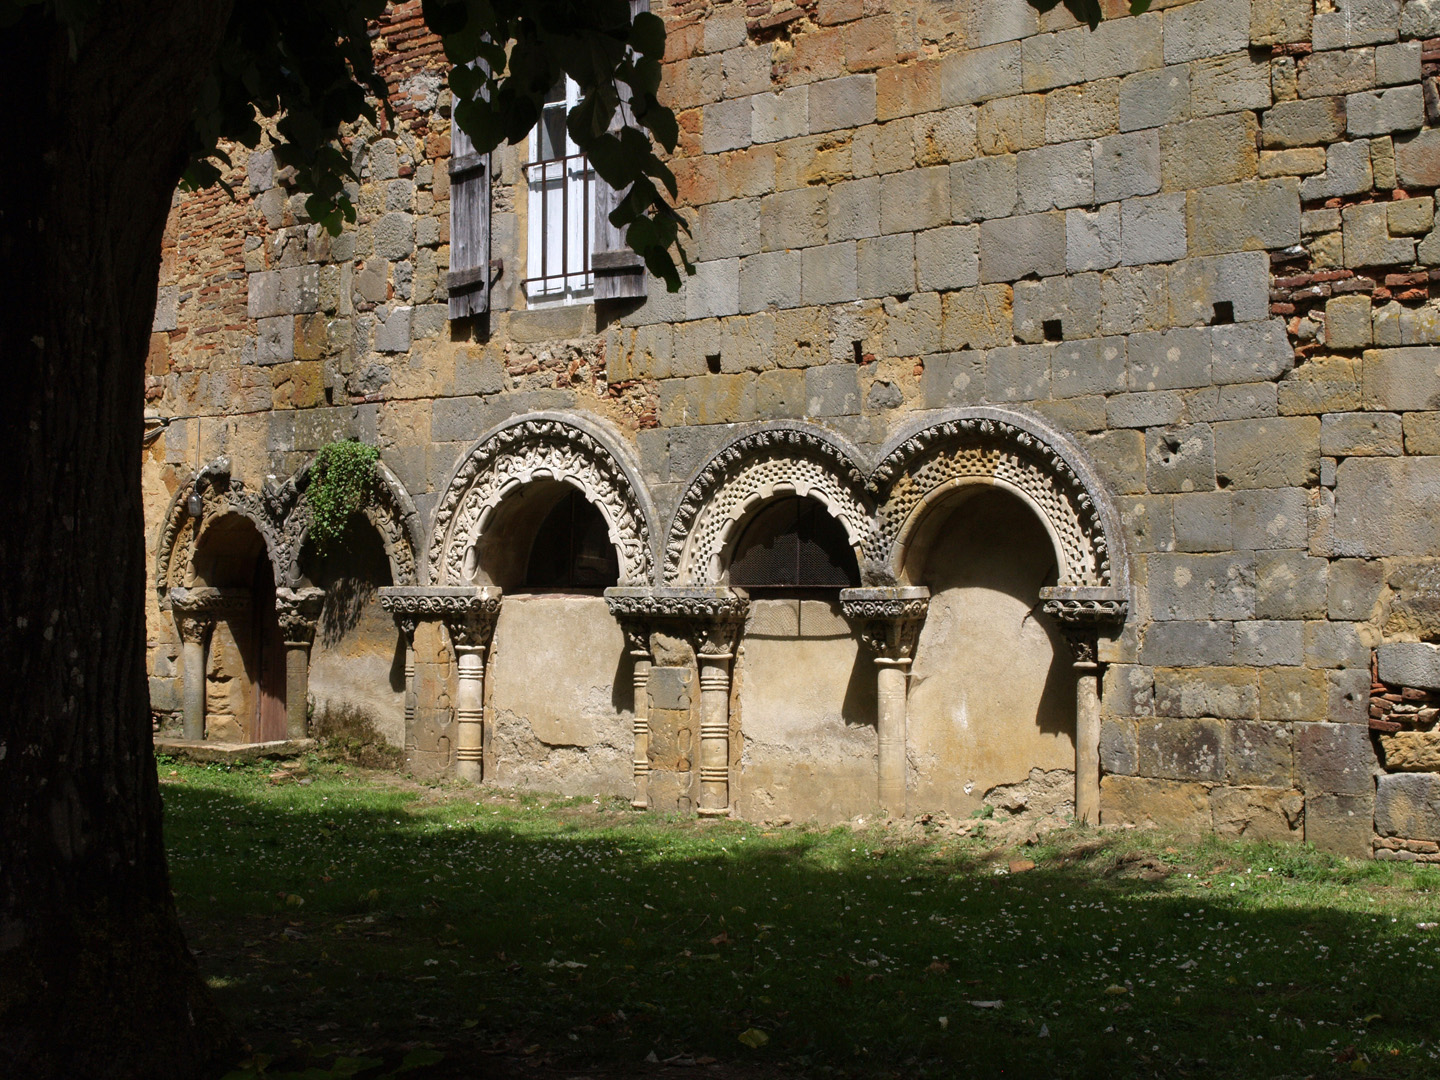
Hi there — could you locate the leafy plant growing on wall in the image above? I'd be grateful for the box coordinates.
[306,440,380,556]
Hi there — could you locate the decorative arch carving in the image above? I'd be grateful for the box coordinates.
[871,408,1129,599]
[429,413,658,588]
[663,424,877,586]
[153,454,423,606]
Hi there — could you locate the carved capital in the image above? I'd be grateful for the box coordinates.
[380,585,503,651]
[275,586,325,646]
[606,587,747,656]
[170,586,248,644]
[840,586,930,662]
[1038,587,1127,666]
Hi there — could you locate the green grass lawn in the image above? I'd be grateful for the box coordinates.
[159,756,1440,1079]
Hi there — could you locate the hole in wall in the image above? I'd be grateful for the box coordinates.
[852,340,865,364]
[324,386,335,405]
[706,353,721,374]
[1211,300,1235,325]
[1042,319,1063,342]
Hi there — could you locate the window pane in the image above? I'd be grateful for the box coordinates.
[729,497,860,588]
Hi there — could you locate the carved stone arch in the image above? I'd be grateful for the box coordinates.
[870,407,1131,604]
[281,458,423,588]
[154,458,288,606]
[429,412,659,587]
[663,423,878,587]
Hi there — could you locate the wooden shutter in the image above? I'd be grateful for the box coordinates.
[591,0,649,302]
[448,76,491,319]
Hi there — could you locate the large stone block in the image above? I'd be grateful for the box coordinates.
[752,86,809,143]
[915,226,979,292]
[1128,327,1211,391]
[1378,731,1440,772]
[1213,417,1320,489]
[1066,204,1122,273]
[1017,141,1093,213]
[1104,662,1155,718]
[1100,717,1138,775]
[801,243,858,307]
[1259,666,1327,721]
[1148,553,1256,621]
[1361,348,1440,410]
[1052,336,1127,397]
[1305,792,1375,857]
[1278,355,1362,415]
[1161,113,1259,191]
[1395,128,1440,187]
[1107,390,1183,429]
[1044,79,1120,143]
[703,97,752,153]
[857,233,917,300]
[1342,202,1415,266]
[1329,558,1384,620]
[1227,720,1295,786]
[881,166,950,233]
[1235,620,1305,667]
[1329,668,1373,724]
[976,93,1047,155]
[1146,423,1215,493]
[1153,666,1259,719]
[1375,772,1440,838]
[1321,411,1403,456]
[883,292,942,356]
[1211,785,1305,842]
[1296,721,1377,796]
[1187,179,1301,257]
[1300,140,1375,200]
[649,666,693,711]
[985,344,1050,402]
[1093,130,1161,204]
[978,212,1065,282]
[1099,774,1211,830]
[1101,264,1169,334]
[1377,641,1440,690]
[1211,320,1295,385]
[1262,97,1348,149]
[1312,0,1400,50]
[1189,52,1273,119]
[1304,621,1369,669]
[940,41,1022,106]
[951,154,1019,224]
[1121,193,1187,266]
[1254,550,1329,619]
[1168,251,1272,325]
[1135,717,1225,781]
[941,285,1013,349]
[808,73,877,132]
[1251,0,1314,44]
[1119,65,1189,132]
[1164,0,1250,64]
[1333,456,1440,556]
[1139,620,1234,666]
[1020,28,1084,93]
[1173,490,1232,552]
[1347,85,1425,137]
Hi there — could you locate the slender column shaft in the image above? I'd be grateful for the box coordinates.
[875,658,910,817]
[631,655,652,809]
[455,645,486,783]
[1075,663,1101,825]
[283,642,311,740]
[180,635,208,741]
[402,637,417,735]
[696,653,732,816]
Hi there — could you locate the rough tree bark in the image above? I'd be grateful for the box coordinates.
[0,3,240,1076]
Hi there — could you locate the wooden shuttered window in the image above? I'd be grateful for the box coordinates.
[591,0,649,302]
[448,76,492,319]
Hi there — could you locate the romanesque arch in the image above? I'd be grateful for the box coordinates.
[663,424,877,586]
[428,413,658,588]
[153,454,423,606]
[870,408,1129,602]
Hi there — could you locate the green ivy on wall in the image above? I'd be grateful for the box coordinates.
[306,440,380,556]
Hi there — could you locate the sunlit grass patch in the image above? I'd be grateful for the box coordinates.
[162,758,1440,1078]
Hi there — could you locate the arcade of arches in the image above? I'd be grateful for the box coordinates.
[150,411,1128,827]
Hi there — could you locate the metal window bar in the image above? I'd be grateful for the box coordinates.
[523,150,593,297]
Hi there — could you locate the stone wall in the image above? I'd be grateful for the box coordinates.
[142,0,1440,849]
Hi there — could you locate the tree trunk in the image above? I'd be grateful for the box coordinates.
[0,4,239,1076]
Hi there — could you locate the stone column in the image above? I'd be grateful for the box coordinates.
[607,587,748,817]
[605,595,655,808]
[840,587,930,819]
[378,585,503,781]
[275,587,325,740]
[1040,588,1128,826]
[169,586,247,742]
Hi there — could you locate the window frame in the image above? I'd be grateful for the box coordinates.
[523,77,595,306]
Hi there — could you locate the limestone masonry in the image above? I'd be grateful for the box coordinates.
[144,0,1440,856]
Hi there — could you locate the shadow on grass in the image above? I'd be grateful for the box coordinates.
[160,767,1440,1080]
